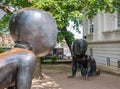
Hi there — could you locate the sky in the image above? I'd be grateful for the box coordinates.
[67,21,83,39]
[0,9,6,19]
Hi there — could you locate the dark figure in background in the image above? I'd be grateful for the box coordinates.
[0,8,58,89]
[69,39,99,79]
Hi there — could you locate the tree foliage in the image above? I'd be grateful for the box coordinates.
[31,0,83,44]
[80,0,120,18]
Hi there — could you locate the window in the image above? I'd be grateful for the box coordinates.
[89,19,94,33]
[117,14,120,27]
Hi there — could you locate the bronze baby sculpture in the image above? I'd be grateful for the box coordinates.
[0,8,58,89]
[69,39,100,80]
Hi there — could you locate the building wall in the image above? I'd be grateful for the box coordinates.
[83,11,119,42]
[87,41,120,70]
[83,11,120,70]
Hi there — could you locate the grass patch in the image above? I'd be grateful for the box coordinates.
[41,64,72,73]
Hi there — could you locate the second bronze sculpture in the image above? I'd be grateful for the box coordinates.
[69,39,100,80]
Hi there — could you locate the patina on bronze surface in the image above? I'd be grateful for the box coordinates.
[0,8,58,89]
[69,39,100,79]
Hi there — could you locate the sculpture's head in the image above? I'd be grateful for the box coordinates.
[71,39,88,56]
[9,8,58,57]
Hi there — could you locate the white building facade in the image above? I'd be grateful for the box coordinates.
[83,11,120,71]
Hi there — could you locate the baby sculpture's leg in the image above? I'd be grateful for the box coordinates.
[0,62,17,89]
[15,54,36,89]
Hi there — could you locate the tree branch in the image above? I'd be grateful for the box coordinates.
[0,4,12,13]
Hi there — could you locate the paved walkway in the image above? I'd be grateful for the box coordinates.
[43,69,120,89]
[31,69,120,89]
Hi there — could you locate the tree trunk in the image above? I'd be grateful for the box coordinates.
[62,26,72,54]
[33,57,43,79]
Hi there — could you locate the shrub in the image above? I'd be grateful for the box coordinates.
[0,48,6,53]
[40,57,46,63]
[50,56,57,62]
